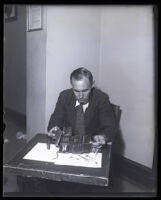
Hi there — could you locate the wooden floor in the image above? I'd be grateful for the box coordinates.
[3,112,156,197]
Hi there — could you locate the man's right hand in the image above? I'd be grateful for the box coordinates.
[48,126,60,133]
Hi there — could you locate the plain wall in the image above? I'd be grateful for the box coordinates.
[45,6,155,168]
[4,5,26,115]
[26,6,47,141]
[98,6,155,168]
[45,6,101,128]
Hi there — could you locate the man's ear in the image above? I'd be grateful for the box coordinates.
[92,80,95,88]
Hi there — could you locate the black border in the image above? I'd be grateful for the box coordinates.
[1,0,159,198]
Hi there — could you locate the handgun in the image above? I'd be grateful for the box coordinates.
[47,128,63,149]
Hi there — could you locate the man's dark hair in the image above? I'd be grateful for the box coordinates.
[70,67,93,84]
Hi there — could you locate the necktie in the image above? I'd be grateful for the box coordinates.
[75,104,85,136]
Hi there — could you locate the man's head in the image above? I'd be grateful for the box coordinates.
[70,68,94,104]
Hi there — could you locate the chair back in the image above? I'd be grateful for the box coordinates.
[107,103,122,146]
[111,103,122,123]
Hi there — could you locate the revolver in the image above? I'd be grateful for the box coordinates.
[47,127,63,149]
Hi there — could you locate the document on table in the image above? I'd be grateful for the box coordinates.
[23,142,102,168]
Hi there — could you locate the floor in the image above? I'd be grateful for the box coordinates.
[3,112,156,197]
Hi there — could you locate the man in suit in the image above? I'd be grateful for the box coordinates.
[47,67,118,145]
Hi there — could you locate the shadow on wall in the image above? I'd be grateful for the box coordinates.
[111,104,125,157]
[110,114,125,182]
[112,127,125,156]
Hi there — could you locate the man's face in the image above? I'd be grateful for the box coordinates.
[71,76,92,104]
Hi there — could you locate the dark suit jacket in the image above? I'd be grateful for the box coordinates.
[47,88,118,142]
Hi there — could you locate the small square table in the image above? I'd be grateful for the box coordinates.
[3,133,112,187]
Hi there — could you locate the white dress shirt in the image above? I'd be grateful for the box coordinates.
[75,100,89,112]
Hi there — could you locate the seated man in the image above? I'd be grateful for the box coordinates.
[47,67,118,146]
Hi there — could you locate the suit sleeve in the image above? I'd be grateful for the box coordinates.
[97,96,119,142]
[47,92,65,132]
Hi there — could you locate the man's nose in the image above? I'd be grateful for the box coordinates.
[79,91,83,98]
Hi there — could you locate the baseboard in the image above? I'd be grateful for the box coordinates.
[111,153,156,189]
[4,107,26,128]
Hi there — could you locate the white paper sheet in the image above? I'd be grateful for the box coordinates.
[23,142,102,168]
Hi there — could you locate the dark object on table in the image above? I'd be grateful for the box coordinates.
[47,127,100,154]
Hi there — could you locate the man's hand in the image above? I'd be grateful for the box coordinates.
[90,135,107,153]
[48,126,60,137]
[48,126,60,133]
[92,135,107,145]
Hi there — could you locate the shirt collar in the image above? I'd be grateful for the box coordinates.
[75,100,80,107]
[75,100,89,112]
[75,100,89,106]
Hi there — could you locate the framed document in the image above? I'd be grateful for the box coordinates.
[4,5,17,22]
[27,5,42,31]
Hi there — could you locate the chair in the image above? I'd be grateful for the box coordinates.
[107,103,122,146]
[111,103,122,123]
[107,104,122,185]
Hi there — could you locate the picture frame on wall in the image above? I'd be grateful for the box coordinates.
[27,5,43,31]
[4,5,17,22]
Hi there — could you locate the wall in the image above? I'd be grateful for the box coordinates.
[45,5,155,168]
[45,6,101,128]
[26,6,47,141]
[4,5,26,115]
[98,6,155,168]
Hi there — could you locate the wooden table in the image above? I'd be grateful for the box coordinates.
[3,133,112,188]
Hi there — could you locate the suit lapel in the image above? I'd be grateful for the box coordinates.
[68,91,77,128]
[84,88,94,128]
[84,102,93,128]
